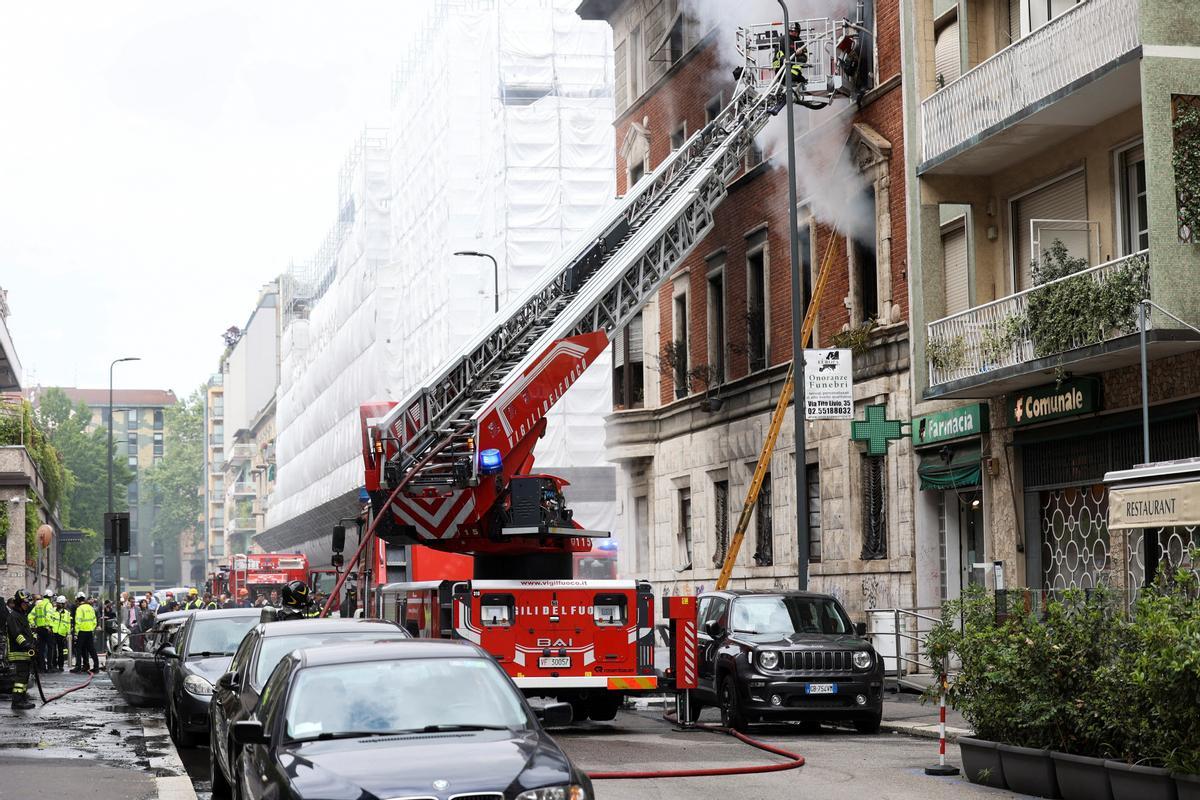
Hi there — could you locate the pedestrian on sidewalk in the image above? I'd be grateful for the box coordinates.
[73,595,99,673]
[7,590,38,709]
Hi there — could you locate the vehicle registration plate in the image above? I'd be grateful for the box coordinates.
[539,656,571,669]
[805,683,837,695]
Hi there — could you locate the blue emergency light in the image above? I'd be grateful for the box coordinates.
[479,448,503,475]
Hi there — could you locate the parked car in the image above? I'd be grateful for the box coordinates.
[160,607,261,746]
[208,617,411,799]
[229,639,585,800]
[107,610,191,705]
[689,590,884,732]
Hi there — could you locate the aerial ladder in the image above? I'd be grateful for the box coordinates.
[352,15,872,581]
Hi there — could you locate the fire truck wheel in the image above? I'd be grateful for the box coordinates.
[719,675,749,732]
[586,692,621,722]
[568,697,590,722]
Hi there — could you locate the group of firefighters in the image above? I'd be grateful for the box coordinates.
[2,589,101,710]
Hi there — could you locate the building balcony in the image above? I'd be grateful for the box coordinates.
[208,517,224,530]
[227,481,255,497]
[925,251,1200,398]
[227,443,254,467]
[209,434,224,445]
[226,516,255,533]
[919,0,1141,173]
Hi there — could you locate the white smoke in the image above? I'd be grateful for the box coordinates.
[689,0,872,240]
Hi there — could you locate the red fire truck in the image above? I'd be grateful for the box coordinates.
[211,553,311,601]
[380,578,655,720]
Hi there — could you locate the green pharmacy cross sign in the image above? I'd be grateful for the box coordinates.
[851,404,905,456]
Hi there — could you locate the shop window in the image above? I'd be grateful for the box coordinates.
[613,313,645,409]
[807,463,822,563]
[852,185,879,323]
[1040,486,1109,592]
[707,266,726,383]
[712,479,730,567]
[677,487,693,567]
[753,473,773,566]
[747,248,768,371]
[862,455,888,559]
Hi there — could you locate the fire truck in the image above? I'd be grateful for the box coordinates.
[343,16,870,712]
[210,553,312,601]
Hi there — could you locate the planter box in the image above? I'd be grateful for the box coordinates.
[1106,760,1177,800]
[1052,751,1112,800]
[999,744,1061,798]
[1175,772,1200,800]
[959,737,1006,789]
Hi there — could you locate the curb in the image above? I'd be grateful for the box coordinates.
[880,719,972,743]
[143,718,198,800]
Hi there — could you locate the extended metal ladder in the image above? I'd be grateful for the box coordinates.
[373,68,790,491]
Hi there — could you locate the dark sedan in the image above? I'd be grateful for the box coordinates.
[230,639,586,800]
[160,607,261,747]
[208,617,411,799]
[107,610,191,705]
[691,590,885,732]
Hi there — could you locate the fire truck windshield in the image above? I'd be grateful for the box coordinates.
[285,657,530,740]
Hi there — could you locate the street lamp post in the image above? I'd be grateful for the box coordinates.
[454,250,500,313]
[108,356,139,646]
[778,0,811,589]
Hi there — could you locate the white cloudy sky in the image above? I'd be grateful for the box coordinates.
[0,2,419,398]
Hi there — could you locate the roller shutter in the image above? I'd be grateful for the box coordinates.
[1012,170,1087,290]
[942,219,970,315]
[934,16,961,86]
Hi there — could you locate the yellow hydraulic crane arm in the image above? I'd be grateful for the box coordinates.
[715,232,839,590]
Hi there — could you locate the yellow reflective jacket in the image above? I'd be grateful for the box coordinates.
[51,608,71,636]
[75,603,98,632]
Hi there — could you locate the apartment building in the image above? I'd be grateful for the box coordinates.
[903,0,1200,607]
[580,0,913,619]
[55,387,180,591]
[202,374,225,580]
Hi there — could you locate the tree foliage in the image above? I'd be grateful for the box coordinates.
[143,388,204,550]
[33,388,132,575]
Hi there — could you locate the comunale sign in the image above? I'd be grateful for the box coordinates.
[1007,378,1100,427]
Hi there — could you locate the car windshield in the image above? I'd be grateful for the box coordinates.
[254,631,410,687]
[730,596,851,635]
[184,616,258,658]
[285,658,529,741]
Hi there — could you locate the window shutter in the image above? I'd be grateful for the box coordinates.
[1009,0,1022,42]
[934,17,961,85]
[614,39,628,111]
[614,327,626,367]
[628,313,644,363]
[942,219,970,315]
[1012,170,1087,289]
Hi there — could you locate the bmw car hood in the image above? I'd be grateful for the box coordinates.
[733,632,867,649]
[282,730,573,799]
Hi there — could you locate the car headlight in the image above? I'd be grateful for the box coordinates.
[183,675,214,696]
[758,650,780,670]
[515,786,588,800]
[853,651,873,670]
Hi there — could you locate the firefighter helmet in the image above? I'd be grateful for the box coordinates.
[13,589,32,610]
[282,580,310,608]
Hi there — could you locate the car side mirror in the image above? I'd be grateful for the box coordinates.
[157,645,178,659]
[704,619,725,639]
[232,720,269,745]
[854,622,868,637]
[537,702,573,727]
[217,671,240,691]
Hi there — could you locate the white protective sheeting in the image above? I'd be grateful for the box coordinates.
[269,0,617,540]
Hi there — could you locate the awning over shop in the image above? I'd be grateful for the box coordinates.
[1108,481,1200,529]
[918,443,982,491]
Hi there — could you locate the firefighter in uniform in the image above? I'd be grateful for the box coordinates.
[7,590,38,709]
[74,595,100,673]
[276,580,315,622]
[52,596,70,672]
[28,591,53,673]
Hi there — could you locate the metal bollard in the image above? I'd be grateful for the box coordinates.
[924,670,959,776]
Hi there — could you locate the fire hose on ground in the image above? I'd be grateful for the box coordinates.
[586,707,806,781]
[26,657,97,706]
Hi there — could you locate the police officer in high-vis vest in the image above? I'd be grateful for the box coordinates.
[73,595,99,673]
[28,591,54,673]
[52,596,70,672]
[7,590,37,709]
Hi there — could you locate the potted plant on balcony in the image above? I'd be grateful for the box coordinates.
[687,362,725,412]
[659,340,690,400]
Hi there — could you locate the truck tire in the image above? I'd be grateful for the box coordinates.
[569,697,590,722]
[586,692,621,722]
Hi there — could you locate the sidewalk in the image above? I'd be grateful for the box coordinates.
[881,692,972,742]
[0,667,195,800]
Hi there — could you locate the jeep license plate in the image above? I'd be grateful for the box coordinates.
[539,656,571,669]
[805,683,837,695]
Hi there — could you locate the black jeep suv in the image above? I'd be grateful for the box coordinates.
[689,590,884,732]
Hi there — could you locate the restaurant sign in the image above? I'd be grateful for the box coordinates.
[1006,378,1100,427]
[1109,481,1200,530]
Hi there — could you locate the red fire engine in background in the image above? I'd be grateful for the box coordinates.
[209,553,312,601]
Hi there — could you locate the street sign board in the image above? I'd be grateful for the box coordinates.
[912,403,989,448]
[90,556,116,584]
[104,512,131,555]
[1006,377,1100,426]
[803,348,853,419]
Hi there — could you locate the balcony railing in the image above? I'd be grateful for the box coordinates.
[226,516,255,532]
[920,0,1140,164]
[227,481,255,496]
[227,443,254,466]
[927,251,1150,386]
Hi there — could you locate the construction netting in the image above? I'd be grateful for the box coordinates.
[269,0,617,547]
